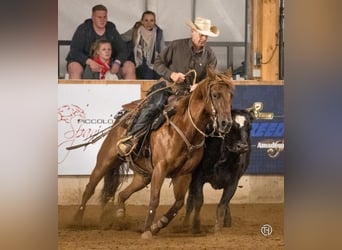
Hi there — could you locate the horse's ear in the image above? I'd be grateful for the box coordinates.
[225,67,233,78]
[207,67,216,80]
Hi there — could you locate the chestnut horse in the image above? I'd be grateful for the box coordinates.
[73,68,235,239]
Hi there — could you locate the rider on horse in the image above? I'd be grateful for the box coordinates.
[117,17,220,156]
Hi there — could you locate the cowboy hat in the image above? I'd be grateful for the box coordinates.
[186,17,220,37]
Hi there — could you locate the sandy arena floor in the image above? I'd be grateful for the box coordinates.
[58,203,284,249]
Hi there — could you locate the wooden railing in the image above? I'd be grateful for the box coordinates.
[58,40,245,79]
[58,79,284,100]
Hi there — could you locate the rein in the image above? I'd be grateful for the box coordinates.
[184,70,216,137]
[187,80,222,138]
[165,75,225,155]
[167,119,205,156]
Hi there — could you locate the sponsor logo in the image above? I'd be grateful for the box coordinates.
[77,118,115,124]
[251,122,284,137]
[58,104,114,164]
[257,139,284,158]
[249,102,274,120]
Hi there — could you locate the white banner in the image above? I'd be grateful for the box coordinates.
[58,84,140,175]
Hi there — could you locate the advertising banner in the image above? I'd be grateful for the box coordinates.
[232,85,284,174]
[58,83,284,175]
[58,84,140,175]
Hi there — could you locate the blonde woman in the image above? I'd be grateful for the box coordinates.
[121,10,166,79]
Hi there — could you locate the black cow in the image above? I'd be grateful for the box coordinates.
[183,109,254,233]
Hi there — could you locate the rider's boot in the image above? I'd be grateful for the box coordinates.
[117,103,160,157]
[117,80,172,157]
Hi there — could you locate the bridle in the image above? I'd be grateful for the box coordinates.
[187,80,219,137]
[182,69,222,137]
[168,75,231,155]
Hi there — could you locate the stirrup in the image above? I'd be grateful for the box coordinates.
[116,135,136,157]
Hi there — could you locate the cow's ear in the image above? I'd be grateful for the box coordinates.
[249,109,256,121]
[245,107,256,121]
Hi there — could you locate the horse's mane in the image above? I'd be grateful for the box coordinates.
[213,71,235,94]
[190,69,235,100]
[169,69,235,122]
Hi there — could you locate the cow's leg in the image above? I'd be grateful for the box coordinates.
[183,190,194,227]
[116,172,151,218]
[215,180,239,232]
[151,174,191,235]
[223,202,232,227]
[183,173,199,227]
[192,180,205,234]
[74,142,122,225]
[141,165,167,239]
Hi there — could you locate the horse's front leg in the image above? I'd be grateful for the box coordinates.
[141,165,167,239]
[151,174,192,235]
[116,172,151,218]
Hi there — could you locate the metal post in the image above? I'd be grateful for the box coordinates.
[244,0,252,79]
[279,0,284,80]
[192,0,196,21]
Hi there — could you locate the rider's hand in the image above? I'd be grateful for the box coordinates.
[170,72,185,84]
[190,83,198,92]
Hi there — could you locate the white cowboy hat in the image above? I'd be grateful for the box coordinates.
[186,17,220,37]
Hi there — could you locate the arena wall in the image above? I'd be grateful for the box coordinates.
[58,175,284,205]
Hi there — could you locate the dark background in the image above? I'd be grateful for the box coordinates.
[1,0,342,249]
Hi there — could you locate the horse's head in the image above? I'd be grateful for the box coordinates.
[201,67,235,135]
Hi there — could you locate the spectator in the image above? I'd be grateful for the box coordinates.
[66,4,136,79]
[82,39,119,80]
[121,10,165,79]
[117,17,220,156]
[154,16,219,84]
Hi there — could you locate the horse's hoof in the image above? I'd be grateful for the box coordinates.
[141,231,153,240]
[214,224,222,233]
[151,223,160,235]
[116,208,125,218]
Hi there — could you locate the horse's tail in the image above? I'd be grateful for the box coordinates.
[100,163,129,206]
